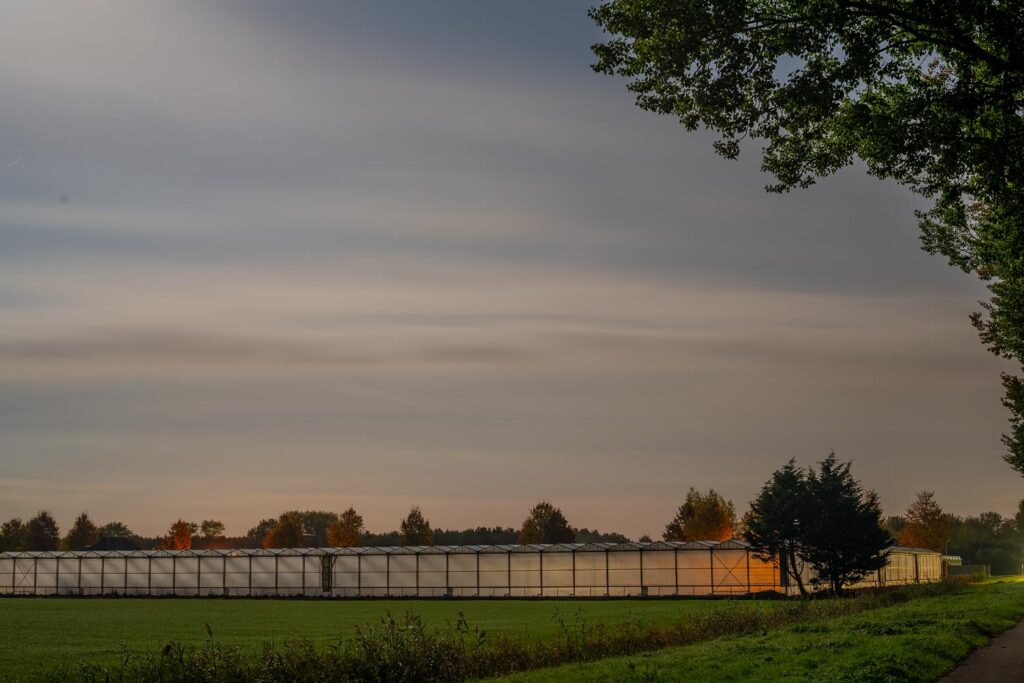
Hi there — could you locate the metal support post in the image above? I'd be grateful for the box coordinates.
[709,548,714,596]
[605,549,610,596]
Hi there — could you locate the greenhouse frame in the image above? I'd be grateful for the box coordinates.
[0,541,940,598]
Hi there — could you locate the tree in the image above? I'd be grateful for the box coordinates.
[1015,499,1024,534]
[263,513,304,549]
[744,459,809,596]
[200,520,226,539]
[63,512,99,551]
[362,530,403,547]
[800,453,891,594]
[518,502,576,544]
[246,518,277,542]
[399,506,433,546]
[327,507,365,548]
[25,511,60,551]
[285,511,339,546]
[663,488,736,541]
[97,522,133,538]
[885,515,908,541]
[164,520,195,550]
[898,491,950,552]
[0,518,27,552]
[948,511,1023,575]
[590,1,1024,474]
[576,528,631,544]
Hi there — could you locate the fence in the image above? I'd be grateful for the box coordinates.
[0,540,939,598]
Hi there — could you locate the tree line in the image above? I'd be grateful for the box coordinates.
[886,491,1024,576]
[4,452,1021,592]
[0,506,627,553]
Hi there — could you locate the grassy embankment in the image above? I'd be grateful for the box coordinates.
[498,579,1024,682]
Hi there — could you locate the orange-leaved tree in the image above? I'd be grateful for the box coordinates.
[327,507,365,548]
[263,512,304,549]
[664,488,736,542]
[164,520,196,550]
[898,491,950,553]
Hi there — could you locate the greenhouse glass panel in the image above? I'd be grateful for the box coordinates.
[541,552,573,590]
[510,553,540,596]
[641,550,675,591]
[448,554,477,593]
[418,554,447,593]
[224,556,251,593]
[607,551,641,595]
[360,555,388,592]
[390,554,418,595]
[676,550,711,594]
[0,557,13,593]
[573,551,606,596]
[0,542,942,598]
[479,553,509,590]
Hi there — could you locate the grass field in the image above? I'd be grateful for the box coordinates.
[494,579,1024,682]
[6,583,1022,681]
[0,597,744,679]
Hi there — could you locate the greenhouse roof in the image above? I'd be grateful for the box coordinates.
[0,540,937,560]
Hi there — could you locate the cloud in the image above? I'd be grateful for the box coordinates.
[0,1,1016,538]
[0,329,541,373]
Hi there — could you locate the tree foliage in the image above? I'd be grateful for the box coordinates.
[263,513,304,549]
[591,0,1024,473]
[63,512,99,551]
[400,506,434,546]
[885,515,907,541]
[285,511,338,545]
[518,502,576,544]
[246,518,277,543]
[576,528,630,543]
[200,519,226,539]
[327,507,365,548]
[800,453,892,594]
[97,522,134,538]
[164,519,195,550]
[898,491,950,552]
[663,488,736,541]
[948,511,1024,574]
[0,518,27,552]
[744,459,809,596]
[25,511,60,551]
[745,453,891,594]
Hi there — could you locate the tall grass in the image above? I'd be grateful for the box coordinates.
[39,583,965,683]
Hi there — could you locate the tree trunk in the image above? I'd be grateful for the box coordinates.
[787,546,807,597]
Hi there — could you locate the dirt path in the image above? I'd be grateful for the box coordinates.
[939,620,1024,682]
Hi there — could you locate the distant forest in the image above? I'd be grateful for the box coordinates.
[6,454,1024,577]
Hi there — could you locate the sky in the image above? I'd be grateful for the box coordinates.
[0,1,1017,540]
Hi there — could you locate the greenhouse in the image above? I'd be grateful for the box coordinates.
[0,541,940,598]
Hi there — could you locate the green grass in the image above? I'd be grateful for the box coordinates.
[0,597,738,680]
[494,579,1024,682]
[8,583,1018,682]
